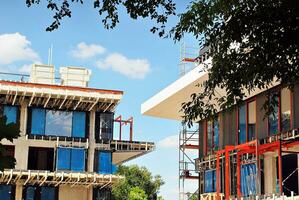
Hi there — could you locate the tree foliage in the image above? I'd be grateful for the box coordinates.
[173,0,299,126]
[112,165,164,200]
[0,116,20,170]
[25,0,175,36]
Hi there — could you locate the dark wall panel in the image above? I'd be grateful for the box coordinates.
[256,93,268,139]
[293,85,299,129]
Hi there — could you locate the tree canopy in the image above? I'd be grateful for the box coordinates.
[0,116,20,170]
[112,165,164,200]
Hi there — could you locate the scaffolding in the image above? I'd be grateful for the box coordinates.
[179,126,200,200]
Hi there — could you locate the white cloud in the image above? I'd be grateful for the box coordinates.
[0,33,40,65]
[158,134,178,149]
[95,53,151,79]
[70,42,106,59]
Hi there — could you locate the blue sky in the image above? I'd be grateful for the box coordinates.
[0,1,198,199]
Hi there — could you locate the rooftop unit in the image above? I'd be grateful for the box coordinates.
[60,66,91,87]
[29,64,55,84]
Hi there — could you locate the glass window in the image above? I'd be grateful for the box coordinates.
[40,187,57,200]
[204,170,216,193]
[96,151,112,174]
[72,111,86,138]
[269,94,279,135]
[281,88,291,132]
[239,105,246,144]
[3,105,18,124]
[207,120,213,153]
[31,108,46,135]
[96,113,114,140]
[248,101,256,141]
[0,185,13,200]
[213,119,219,151]
[45,110,72,137]
[25,186,36,200]
[25,186,57,200]
[56,148,85,172]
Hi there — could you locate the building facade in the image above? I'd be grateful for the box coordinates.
[0,64,154,200]
[142,51,299,199]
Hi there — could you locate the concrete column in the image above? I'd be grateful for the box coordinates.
[15,183,23,200]
[264,153,277,194]
[19,101,28,136]
[87,187,93,200]
[87,110,96,172]
[14,143,29,170]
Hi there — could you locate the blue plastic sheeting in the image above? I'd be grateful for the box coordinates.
[40,187,56,200]
[56,148,71,170]
[112,164,117,174]
[98,151,112,174]
[3,106,17,124]
[56,148,85,172]
[31,108,46,135]
[71,148,85,172]
[204,170,216,193]
[72,111,86,138]
[241,163,256,196]
[25,186,36,200]
[0,185,12,200]
[239,105,246,144]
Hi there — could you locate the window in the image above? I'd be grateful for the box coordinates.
[268,88,291,135]
[0,185,15,200]
[238,100,256,144]
[30,108,87,138]
[24,186,57,200]
[3,105,18,124]
[28,147,54,171]
[56,148,85,172]
[0,146,15,169]
[204,170,216,193]
[281,88,291,132]
[95,151,112,174]
[95,113,114,141]
[206,118,219,154]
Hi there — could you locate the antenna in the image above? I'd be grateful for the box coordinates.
[47,44,53,65]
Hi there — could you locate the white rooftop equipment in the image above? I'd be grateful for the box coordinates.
[30,64,56,84]
[60,66,91,87]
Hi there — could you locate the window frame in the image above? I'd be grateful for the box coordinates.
[1,104,20,127]
[237,98,257,144]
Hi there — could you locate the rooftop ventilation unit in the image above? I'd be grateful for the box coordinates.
[59,67,91,87]
[30,64,55,84]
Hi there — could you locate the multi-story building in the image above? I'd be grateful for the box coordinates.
[142,47,299,200]
[0,64,154,200]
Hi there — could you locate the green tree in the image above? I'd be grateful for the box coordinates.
[128,187,147,200]
[0,116,20,170]
[112,165,164,200]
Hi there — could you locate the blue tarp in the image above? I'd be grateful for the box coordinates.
[25,186,36,200]
[72,111,86,138]
[204,170,216,193]
[31,108,46,135]
[241,163,256,196]
[98,151,112,174]
[3,106,17,124]
[112,164,117,174]
[56,148,71,170]
[70,148,85,172]
[56,148,85,172]
[0,185,12,200]
[40,187,56,200]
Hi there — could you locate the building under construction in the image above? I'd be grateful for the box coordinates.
[142,45,299,200]
[0,64,154,200]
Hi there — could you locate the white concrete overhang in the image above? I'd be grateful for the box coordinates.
[0,80,123,112]
[141,60,279,121]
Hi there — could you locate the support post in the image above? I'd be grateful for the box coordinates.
[237,152,241,199]
[278,140,283,195]
[216,152,221,200]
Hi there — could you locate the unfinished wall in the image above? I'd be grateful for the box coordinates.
[59,185,91,200]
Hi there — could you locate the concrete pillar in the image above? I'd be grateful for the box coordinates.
[264,153,277,194]
[19,101,28,136]
[87,110,95,172]
[88,187,93,200]
[15,183,23,200]
[14,143,29,170]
